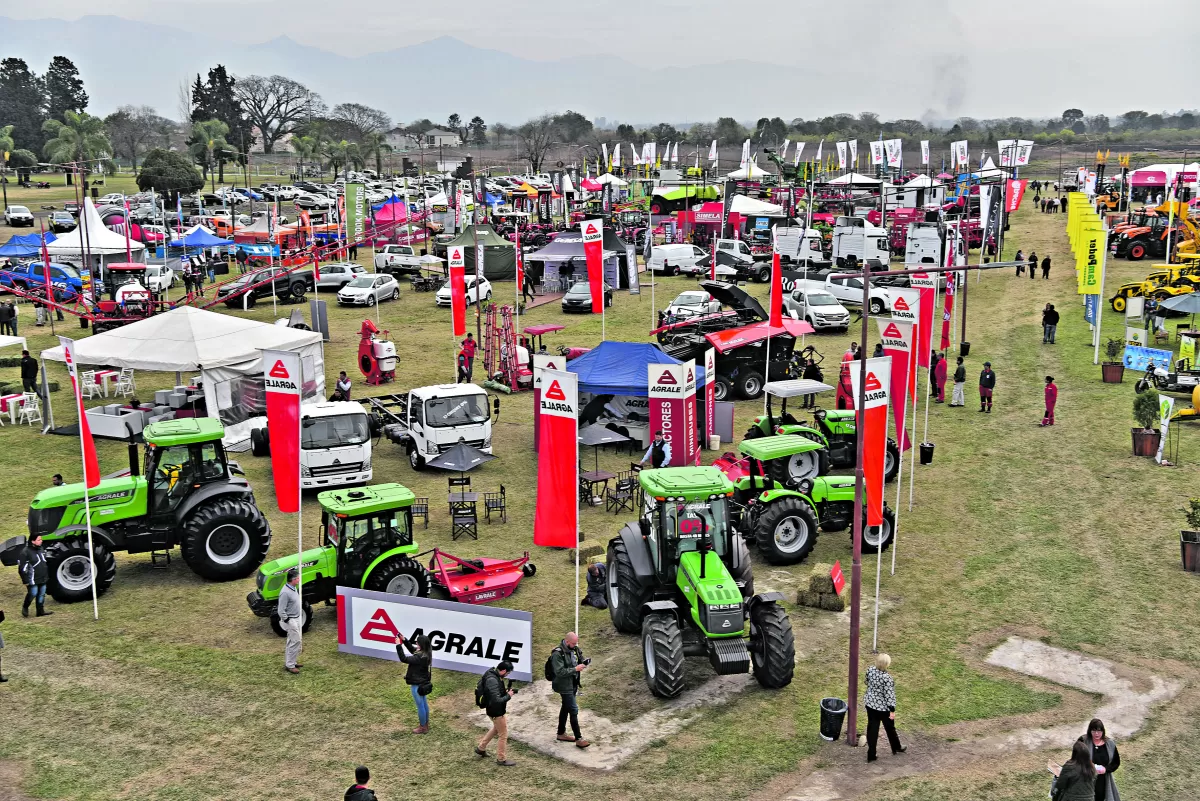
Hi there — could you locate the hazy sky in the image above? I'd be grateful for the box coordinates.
[5,0,1199,119]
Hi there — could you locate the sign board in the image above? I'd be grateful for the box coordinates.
[336,586,533,681]
[831,560,845,595]
[1126,326,1147,346]
[1123,345,1173,371]
[1084,294,1099,325]
[531,353,566,451]
[648,362,691,466]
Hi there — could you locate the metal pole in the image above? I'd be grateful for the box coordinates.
[890,359,910,576]
[846,253,870,747]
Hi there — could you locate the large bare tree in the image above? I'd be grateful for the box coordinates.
[105,105,173,169]
[234,75,323,153]
[331,103,391,141]
[515,114,557,172]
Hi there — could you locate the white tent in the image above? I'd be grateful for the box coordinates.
[596,173,628,187]
[46,198,147,259]
[977,157,1005,179]
[902,175,943,188]
[1130,162,1200,189]
[726,163,774,180]
[729,195,784,216]
[827,172,882,185]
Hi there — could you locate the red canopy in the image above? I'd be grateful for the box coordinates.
[523,324,565,335]
[705,319,814,353]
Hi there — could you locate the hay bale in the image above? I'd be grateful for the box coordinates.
[569,539,605,562]
[808,562,836,595]
[796,589,819,608]
[819,592,846,612]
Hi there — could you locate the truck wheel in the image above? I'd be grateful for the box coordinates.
[756,267,770,283]
[728,534,755,599]
[750,601,795,689]
[860,505,896,554]
[737,370,764,399]
[884,439,900,483]
[755,497,819,565]
[766,449,821,485]
[406,444,426,471]
[179,497,272,581]
[269,602,313,637]
[366,555,431,597]
[45,537,117,603]
[869,297,885,315]
[712,375,732,402]
[250,427,270,457]
[642,612,685,699]
[290,282,307,298]
[607,533,649,634]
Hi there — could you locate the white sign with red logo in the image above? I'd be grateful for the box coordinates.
[876,318,914,450]
[534,369,578,548]
[263,348,302,513]
[648,362,690,467]
[889,287,920,327]
[531,353,566,451]
[336,586,533,681]
[849,356,891,526]
[581,218,605,313]
[704,348,716,446]
[1005,179,1028,213]
[448,246,467,337]
[907,274,937,369]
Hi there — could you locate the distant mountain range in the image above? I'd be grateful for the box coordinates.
[0,15,907,126]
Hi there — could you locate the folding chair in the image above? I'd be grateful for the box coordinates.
[484,486,506,524]
[450,501,478,541]
[448,475,472,494]
[115,368,135,398]
[605,471,638,514]
[18,393,42,427]
[413,497,429,529]
[81,370,101,400]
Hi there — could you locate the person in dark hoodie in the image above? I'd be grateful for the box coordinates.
[344,765,377,801]
[18,535,52,618]
[979,361,996,413]
[394,633,433,734]
[475,660,516,766]
[580,562,608,609]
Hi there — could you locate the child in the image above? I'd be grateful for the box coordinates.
[1042,376,1057,426]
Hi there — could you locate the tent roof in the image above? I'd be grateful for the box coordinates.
[170,224,232,248]
[729,195,784,216]
[567,341,705,396]
[0,231,55,257]
[726,163,774,180]
[596,173,628,187]
[40,306,320,371]
[445,224,515,249]
[827,172,882,185]
[902,175,943,188]
[580,178,603,191]
[525,231,616,261]
[45,198,146,256]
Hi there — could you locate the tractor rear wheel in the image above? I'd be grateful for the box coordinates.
[884,439,900,483]
[366,555,432,597]
[180,497,272,581]
[250,427,270,457]
[749,601,795,690]
[737,370,764,400]
[755,496,820,565]
[642,612,685,698]
[859,505,896,554]
[728,534,755,599]
[766,449,821,486]
[269,602,314,637]
[607,534,649,634]
[1112,295,1127,313]
[45,537,117,603]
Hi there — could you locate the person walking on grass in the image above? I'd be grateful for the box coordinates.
[1042,376,1058,426]
[1029,250,1038,279]
[1043,303,1060,344]
[278,568,303,674]
[864,652,906,762]
[950,356,966,406]
[475,660,516,766]
[979,361,996,413]
[394,632,433,734]
[1015,249,1025,276]
[1048,740,1097,801]
[1042,255,1052,279]
[18,535,51,618]
[549,632,591,749]
[344,766,377,801]
[1080,718,1121,801]
[933,350,947,402]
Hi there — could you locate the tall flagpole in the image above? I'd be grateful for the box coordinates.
[63,339,99,620]
[890,347,911,575]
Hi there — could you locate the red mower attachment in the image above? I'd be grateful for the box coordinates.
[426,548,536,604]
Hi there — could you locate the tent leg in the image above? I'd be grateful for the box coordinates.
[40,357,53,433]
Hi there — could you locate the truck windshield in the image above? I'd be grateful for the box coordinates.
[424,395,489,427]
[301,413,370,449]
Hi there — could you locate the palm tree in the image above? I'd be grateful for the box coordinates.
[0,125,14,207]
[292,134,319,181]
[323,140,363,180]
[189,119,231,191]
[42,111,111,176]
[361,131,392,176]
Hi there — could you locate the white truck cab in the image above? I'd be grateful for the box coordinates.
[378,383,494,470]
[832,216,891,268]
[251,401,374,489]
[774,226,829,266]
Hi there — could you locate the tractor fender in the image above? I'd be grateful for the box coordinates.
[362,545,421,586]
[616,522,657,586]
[42,524,118,551]
[0,534,27,566]
[173,481,253,526]
[641,599,680,620]
[758,488,817,512]
[747,591,786,611]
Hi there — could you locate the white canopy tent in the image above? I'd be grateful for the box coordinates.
[902,175,943,188]
[595,173,628,187]
[827,172,883,185]
[729,195,785,216]
[726,163,775,180]
[46,198,147,263]
[1130,162,1200,189]
[977,157,1005,180]
[899,174,946,207]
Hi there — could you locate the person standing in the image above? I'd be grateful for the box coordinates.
[950,356,966,407]
[1042,304,1059,344]
[18,535,52,618]
[863,652,905,762]
[344,766,377,801]
[872,342,884,358]
[1081,718,1120,801]
[1048,741,1097,801]
[979,361,996,413]
[1042,376,1058,426]
[933,350,947,403]
[1015,249,1025,276]
[335,371,352,401]
[277,568,304,674]
[394,633,433,734]
[640,430,672,468]
[475,660,517,766]
[1029,250,1038,280]
[461,332,478,381]
[802,358,823,408]
[20,349,39,395]
[522,270,536,304]
[928,351,940,398]
[0,301,13,336]
[550,632,591,749]
[235,247,248,275]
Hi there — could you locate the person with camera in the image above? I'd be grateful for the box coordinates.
[549,632,591,748]
[475,660,516,766]
[393,633,433,734]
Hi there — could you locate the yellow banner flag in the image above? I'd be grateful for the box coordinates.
[1077,226,1104,294]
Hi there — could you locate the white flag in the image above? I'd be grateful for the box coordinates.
[952,140,969,168]
[664,141,672,165]
[869,140,885,165]
[630,143,641,166]
[612,143,621,167]
[815,138,823,165]
[836,141,848,170]
[642,142,654,165]
[708,139,718,162]
[920,140,930,164]
[672,141,679,165]
[793,141,805,166]
[884,139,903,168]
[601,143,609,171]
[780,139,790,160]
[740,139,751,168]
[848,139,858,166]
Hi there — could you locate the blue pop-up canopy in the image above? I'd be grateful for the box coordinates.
[170,225,232,248]
[567,341,706,396]
[0,232,56,257]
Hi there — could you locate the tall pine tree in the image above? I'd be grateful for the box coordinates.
[0,58,46,155]
[189,65,254,182]
[43,56,88,121]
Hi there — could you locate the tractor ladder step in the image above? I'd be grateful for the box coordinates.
[150,549,172,569]
[707,636,750,675]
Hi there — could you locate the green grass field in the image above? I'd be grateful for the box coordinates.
[0,180,1198,800]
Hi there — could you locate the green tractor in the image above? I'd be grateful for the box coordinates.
[0,418,271,602]
[606,466,795,699]
[714,435,895,565]
[745,380,901,484]
[247,483,431,635]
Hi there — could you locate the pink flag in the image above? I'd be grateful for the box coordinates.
[876,319,914,451]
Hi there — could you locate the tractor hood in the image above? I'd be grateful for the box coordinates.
[677,550,744,636]
[699,280,766,321]
[738,434,824,461]
[258,545,328,580]
[31,476,142,510]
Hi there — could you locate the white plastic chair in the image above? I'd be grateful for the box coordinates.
[81,370,101,399]
[19,393,41,426]
[115,368,135,398]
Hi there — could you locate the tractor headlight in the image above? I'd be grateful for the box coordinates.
[256,571,266,591]
[300,464,312,477]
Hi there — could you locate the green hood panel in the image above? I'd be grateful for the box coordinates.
[677,550,740,605]
[739,434,823,461]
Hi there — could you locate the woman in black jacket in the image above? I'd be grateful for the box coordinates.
[1081,718,1120,801]
[1050,740,1097,801]
[394,633,433,734]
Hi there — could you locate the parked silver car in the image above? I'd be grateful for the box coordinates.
[337,273,400,305]
[316,262,367,290]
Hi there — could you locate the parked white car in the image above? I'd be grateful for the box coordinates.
[144,264,175,293]
[782,288,850,332]
[648,244,710,276]
[822,274,891,314]
[664,290,721,320]
[317,262,367,290]
[435,275,492,307]
[3,205,34,227]
[96,193,126,206]
[337,274,401,306]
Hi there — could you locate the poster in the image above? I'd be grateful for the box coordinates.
[648,362,690,467]
[533,369,578,548]
[849,356,891,525]
[262,349,302,513]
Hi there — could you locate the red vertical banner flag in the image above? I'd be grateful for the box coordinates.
[710,239,718,281]
[704,347,716,446]
[581,218,605,313]
[514,228,524,291]
[40,221,53,294]
[769,252,783,327]
[448,245,467,337]
[1005,179,1028,213]
[533,369,579,547]
[850,356,891,526]
[312,253,321,283]
[908,274,937,368]
[648,362,689,466]
[889,288,921,401]
[531,353,565,452]
[940,272,956,351]
[57,336,101,487]
[876,319,914,452]
[681,359,698,465]
[263,348,302,513]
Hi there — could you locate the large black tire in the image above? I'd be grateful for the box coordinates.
[607,535,649,634]
[869,297,885,315]
[755,496,820,565]
[712,375,732,402]
[860,504,896,555]
[250,427,270,457]
[365,555,432,597]
[269,602,313,637]
[179,497,272,581]
[44,537,117,603]
[884,439,900,483]
[728,534,755,599]
[765,450,821,486]
[641,612,685,698]
[750,601,795,689]
[737,370,765,400]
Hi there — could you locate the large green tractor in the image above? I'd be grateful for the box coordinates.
[606,466,795,699]
[247,483,431,635]
[745,380,901,484]
[0,418,271,602]
[714,435,895,565]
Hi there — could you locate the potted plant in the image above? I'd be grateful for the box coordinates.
[1132,389,1161,456]
[1102,337,1125,383]
[1181,498,1200,573]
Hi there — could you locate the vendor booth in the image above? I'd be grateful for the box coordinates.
[46,198,147,274]
[442,224,517,280]
[525,228,637,292]
[0,232,56,258]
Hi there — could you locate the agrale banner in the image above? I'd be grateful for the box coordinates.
[648,361,692,467]
[337,586,533,681]
[850,356,891,526]
[908,274,937,369]
[1005,179,1029,213]
[531,353,566,451]
[876,319,914,452]
[581,218,605,313]
[920,140,930,164]
[263,348,302,513]
[534,369,579,548]
[448,246,467,337]
[704,348,716,446]
[58,336,101,488]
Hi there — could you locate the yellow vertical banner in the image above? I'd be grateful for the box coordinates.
[1182,335,1196,364]
[1077,226,1104,294]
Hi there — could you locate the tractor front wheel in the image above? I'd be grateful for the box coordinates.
[180,497,272,581]
[1112,295,1127,313]
[884,439,900,483]
[366,555,432,597]
[860,505,897,555]
[755,497,820,565]
[1129,243,1146,260]
[607,534,649,634]
[750,601,795,690]
[270,602,314,637]
[45,537,117,603]
[642,612,685,698]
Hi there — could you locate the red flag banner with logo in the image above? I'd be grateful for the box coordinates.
[648,362,689,466]
[448,246,467,337]
[581,219,605,313]
[40,222,53,295]
[263,348,303,513]
[889,287,921,397]
[515,228,524,291]
[704,348,716,445]
[681,359,698,465]
[850,356,891,526]
[940,272,956,350]
[769,252,783,327]
[58,336,101,488]
[312,254,321,282]
[1005,179,1028,213]
[908,275,936,369]
[534,369,578,547]
[876,319,914,452]
[531,353,565,451]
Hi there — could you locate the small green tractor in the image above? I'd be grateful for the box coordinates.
[745,380,901,484]
[606,466,795,699]
[714,434,895,565]
[0,418,272,602]
[247,483,431,635]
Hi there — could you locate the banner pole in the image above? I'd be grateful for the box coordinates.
[872,403,889,651]
[76,390,98,621]
[908,361,919,512]
[1093,224,1110,365]
[891,370,909,575]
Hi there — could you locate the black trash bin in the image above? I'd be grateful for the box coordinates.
[819,697,847,741]
[960,341,970,357]
[920,441,935,465]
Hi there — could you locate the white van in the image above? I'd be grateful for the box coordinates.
[648,244,710,275]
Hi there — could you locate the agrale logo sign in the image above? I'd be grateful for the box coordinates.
[265,358,299,392]
[540,378,574,413]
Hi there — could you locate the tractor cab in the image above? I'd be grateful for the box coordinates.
[100,263,152,317]
[143,418,234,516]
[747,379,836,438]
[638,467,736,587]
[321,484,417,592]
